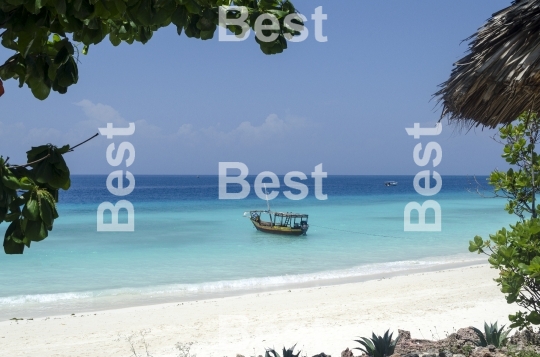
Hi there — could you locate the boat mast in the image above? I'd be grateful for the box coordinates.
[264,183,271,212]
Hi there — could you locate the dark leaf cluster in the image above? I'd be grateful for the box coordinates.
[1,143,70,254]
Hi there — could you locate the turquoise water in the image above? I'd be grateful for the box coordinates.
[0,175,514,319]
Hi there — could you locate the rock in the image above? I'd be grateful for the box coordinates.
[312,354,331,357]
[456,328,478,342]
[236,355,245,357]
[441,350,453,357]
[404,354,419,357]
[422,354,437,357]
[470,347,494,357]
[399,330,412,341]
[453,354,466,357]
[487,345,496,353]
[509,328,540,346]
[341,348,354,357]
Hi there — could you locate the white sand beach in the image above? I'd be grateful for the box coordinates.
[0,264,515,357]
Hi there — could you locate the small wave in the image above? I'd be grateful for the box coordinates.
[0,291,94,305]
[0,254,483,306]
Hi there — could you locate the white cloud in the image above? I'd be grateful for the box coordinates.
[0,101,313,173]
[178,114,308,146]
[76,99,127,126]
[73,100,163,142]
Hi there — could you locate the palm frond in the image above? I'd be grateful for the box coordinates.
[436,0,540,128]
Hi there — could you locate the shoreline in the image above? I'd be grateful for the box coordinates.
[0,256,487,321]
[0,263,515,357]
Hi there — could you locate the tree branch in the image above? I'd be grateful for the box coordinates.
[8,154,50,168]
[5,132,99,168]
[68,132,99,151]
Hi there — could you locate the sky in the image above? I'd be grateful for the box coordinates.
[0,0,513,175]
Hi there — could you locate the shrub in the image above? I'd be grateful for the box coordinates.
[509,348,540,357]
[265,344,301,357]
[354,330,400,357]
[470,322,511,347]
[469,112,540,329]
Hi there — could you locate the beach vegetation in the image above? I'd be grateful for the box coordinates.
[470,322,511,348]
[508,347,540,357]
[1,135,96,254]
[125,330,153,357]
[0,0,302,99]
[354,329,400,357]
[469,111,540,330]
[176,342,197,357]
[461,344,474,357]
[265,344,301,357]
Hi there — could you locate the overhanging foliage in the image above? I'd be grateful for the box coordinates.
[0,0,302,99]
[1,134,97,254]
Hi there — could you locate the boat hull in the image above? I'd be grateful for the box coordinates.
[250,219,308,236]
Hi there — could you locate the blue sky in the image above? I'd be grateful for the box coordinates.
[0,0,511,175]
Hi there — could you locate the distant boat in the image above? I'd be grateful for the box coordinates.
[244,184,309,236]
[385,181,398,187]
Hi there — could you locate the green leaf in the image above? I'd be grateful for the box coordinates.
[25,219,48,241]
[3,220,24,254]
[26,145,49,161]
[3,235,24,254]
[54,0,66,14]
[56,57,78,87]
[23,198,40,221]
[527,311,540,325]
[39,199,54,228]
[474,235,484,246]
[171,6,189,28]
[54,46,69,65]
[28,76,51,100]
[1,174,21,190]
[56,145,70,154]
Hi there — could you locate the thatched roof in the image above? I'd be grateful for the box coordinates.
[436,0,540,128]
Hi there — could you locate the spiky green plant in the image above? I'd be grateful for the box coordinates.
[470,321,511,348]
[354,330,400,357]
[265,344,300,357]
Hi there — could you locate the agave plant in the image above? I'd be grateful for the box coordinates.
[265,344,301,357]
[470,322,511,348]
[354,330,400,357]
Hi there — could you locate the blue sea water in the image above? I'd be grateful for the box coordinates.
[0,175,514,319]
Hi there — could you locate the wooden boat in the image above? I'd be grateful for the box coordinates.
[246,184,309,235]
[247,210,309,236]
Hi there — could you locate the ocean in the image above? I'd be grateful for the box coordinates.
[0,175,514,319]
